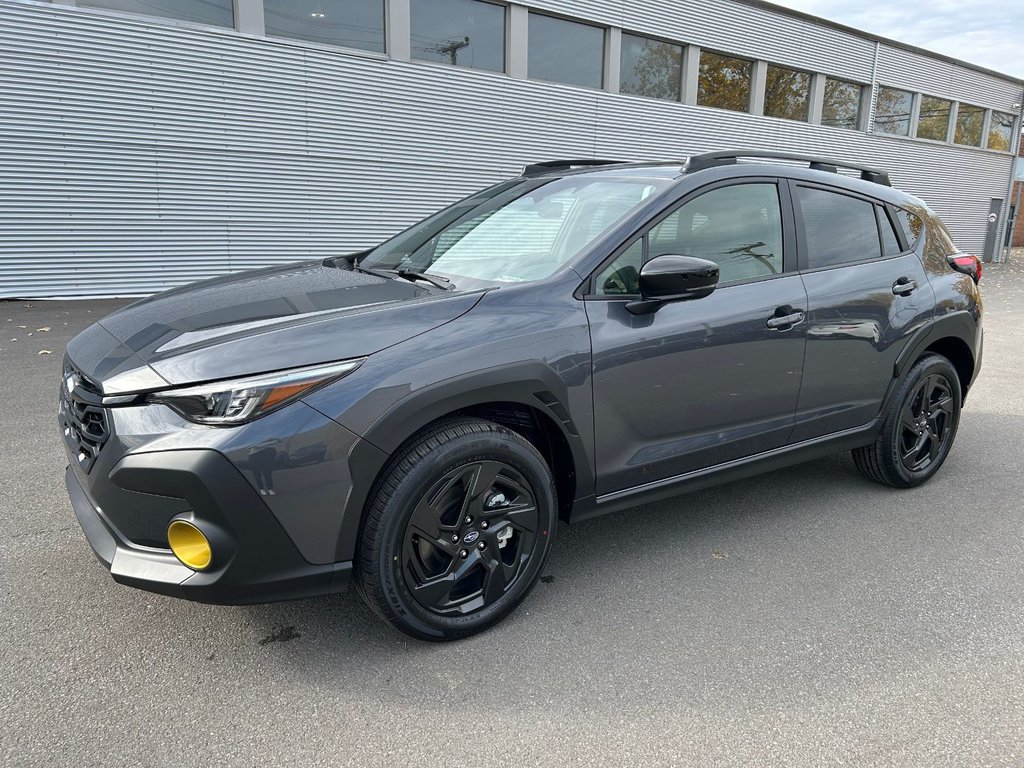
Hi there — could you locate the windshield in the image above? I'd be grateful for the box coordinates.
[361,175,667,286]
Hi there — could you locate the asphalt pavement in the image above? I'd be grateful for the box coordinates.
[2,263,1023,767]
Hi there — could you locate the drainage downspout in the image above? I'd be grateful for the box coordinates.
[867,41,881,132]
[997,91,1024,262]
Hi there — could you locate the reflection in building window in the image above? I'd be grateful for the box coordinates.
[620,33,682,102]
[76,0,233,26]
[528,13,604,89]
[764,65,810,122]
[265,0,385,53]
[822,78,863,129]
[874,86,913,136]
[954,104,985,147]
[987,111,1015,151]
[916,95,951,141]
[697,51,752,113]
[411,0,505,72]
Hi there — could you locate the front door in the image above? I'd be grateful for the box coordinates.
[585,180,808,496]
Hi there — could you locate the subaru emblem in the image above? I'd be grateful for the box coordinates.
[463,530,480,544]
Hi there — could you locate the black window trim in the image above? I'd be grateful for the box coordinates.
[788,179,916,274]
[875,203,907,257]
[582,176,795,299]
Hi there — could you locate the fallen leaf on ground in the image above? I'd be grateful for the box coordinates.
[38,350,51,355]
[37,327,50,332]
[711,550,729,559]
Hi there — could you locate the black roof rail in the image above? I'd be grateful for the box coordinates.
[522,159,622,177]
[683,150,891,187]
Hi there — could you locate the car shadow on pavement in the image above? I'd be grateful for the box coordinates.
[239,449,879,658]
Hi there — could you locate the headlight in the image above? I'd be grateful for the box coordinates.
[148,359,364,425]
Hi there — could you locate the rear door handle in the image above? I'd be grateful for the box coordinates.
[766,308,805,330]
[892,276,918,296]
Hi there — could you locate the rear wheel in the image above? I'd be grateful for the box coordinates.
[355,417,557,640]
[853,354,961,488]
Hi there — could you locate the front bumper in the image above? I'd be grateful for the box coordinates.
[66,449,351,604]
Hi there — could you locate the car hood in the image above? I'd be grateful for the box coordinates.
[66,261,486,393]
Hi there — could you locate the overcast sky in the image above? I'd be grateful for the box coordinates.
[769,0,1024,79]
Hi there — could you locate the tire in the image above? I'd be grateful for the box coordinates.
[355,417,557,641]
[852,354,962,488]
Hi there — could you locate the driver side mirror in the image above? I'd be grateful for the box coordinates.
[626,254,720,315]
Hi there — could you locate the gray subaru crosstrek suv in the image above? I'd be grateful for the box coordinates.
[60,151,983,640]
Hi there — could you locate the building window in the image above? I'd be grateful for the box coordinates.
[954,104,985,147]
[75,0,233,27]
[822,78,863,129]
[411,0,505,72]
[764,65,810,121]
[987,111,1016,151]
[916,95,951,141]
[697,51,752,113]
[619,33,682,101]
[265,0,385,53]
[874,87,913,136]
[527,13,604,89]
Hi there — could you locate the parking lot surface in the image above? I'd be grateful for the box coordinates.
[2,262,1023,767]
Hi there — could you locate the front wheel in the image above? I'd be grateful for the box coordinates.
[355,418,557,640]
[853,354,962,488]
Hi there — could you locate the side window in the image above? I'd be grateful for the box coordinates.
[893,208,924,251]
[877,206,902,256]
[650,183,784,284]
[595,238,644,295]
[797,186,881,268]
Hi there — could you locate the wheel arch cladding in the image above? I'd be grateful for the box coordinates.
[335,384,590,563]
[892,311,978,400]
[457,401,576,524]
[922,337,974,398]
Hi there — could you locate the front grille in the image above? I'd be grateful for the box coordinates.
[59,357,109,474]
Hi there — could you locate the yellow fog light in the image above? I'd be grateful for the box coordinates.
[167,520,212,571]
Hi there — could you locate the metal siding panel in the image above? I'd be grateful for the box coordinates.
[0,0,1017,297]
[876,43,1022,108]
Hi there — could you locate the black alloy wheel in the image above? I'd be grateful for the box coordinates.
[853,354,962,488]
[403,460,540,615]
[897,373,956,473]
[356,417,557,640]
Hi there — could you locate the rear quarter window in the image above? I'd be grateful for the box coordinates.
[893,208,925,251]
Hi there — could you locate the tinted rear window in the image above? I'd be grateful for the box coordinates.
[877,207,902,256]
[797,187,881,268]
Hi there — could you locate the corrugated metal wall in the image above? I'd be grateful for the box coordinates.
[0,0,1018,297]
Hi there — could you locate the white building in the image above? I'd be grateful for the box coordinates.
[1,0,1021,297]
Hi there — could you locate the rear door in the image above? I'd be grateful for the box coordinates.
[789,181,935,442]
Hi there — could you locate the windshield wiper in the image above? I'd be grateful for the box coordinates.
[385,268,455,291]
[323,254,454,291]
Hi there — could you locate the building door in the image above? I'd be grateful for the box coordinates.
[983,197,1003,262]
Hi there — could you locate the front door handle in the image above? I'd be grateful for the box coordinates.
[892,276,918,296]
[766,307,805,330]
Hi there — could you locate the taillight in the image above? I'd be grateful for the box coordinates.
[948,254,982,284]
